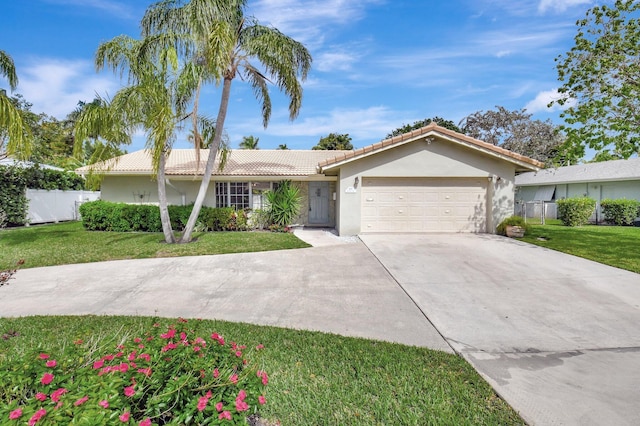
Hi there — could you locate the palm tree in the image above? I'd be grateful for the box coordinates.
[239,135,259,149]
[0,50,31,159]
[141,0,311,243]
[277,144,289,150]
[74,35,213,243]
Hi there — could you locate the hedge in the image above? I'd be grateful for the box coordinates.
[22,166,84,190]
[600,198,640,225]
[0,166,29,226]
[0,165,86,227]
[78,201,249,232]
[556,197,596,226]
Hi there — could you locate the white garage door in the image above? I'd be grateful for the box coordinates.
[361,177,488,233]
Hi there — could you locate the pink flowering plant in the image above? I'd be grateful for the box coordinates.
[0,318,268,425]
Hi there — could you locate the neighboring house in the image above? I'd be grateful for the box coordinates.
[0,157,64,170]
[515,157,640,222]
[77,123,542,235]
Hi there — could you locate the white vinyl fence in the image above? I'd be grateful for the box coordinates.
[26,189,100,224]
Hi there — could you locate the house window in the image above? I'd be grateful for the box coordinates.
[229,182,250,209]
[215,182,228,208]
[251,182,271,210]
[215,182,250,209]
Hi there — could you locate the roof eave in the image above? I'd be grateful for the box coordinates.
[320,127,543,173]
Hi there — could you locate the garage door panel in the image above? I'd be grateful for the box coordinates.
[361,177,487,233]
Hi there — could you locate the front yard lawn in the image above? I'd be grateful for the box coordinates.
[0,315,525,425]
[0,221,310,270]
[521,223,640,273]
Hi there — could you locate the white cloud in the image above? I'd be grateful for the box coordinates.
[42,0,137,19]
[236,106,409,141]
[249,0,383,47]
[524,88,575,113]
[19,58,120,119]
[315,51,360,72]
[538,0,593,13]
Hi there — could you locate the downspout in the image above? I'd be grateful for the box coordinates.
[487,175,494,233]
[165,178,187,206]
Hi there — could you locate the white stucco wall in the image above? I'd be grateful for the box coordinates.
[332,138,517,235]
[101,176,215,206]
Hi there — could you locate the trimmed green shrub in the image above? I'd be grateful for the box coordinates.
[22,166,84,190]
[198,206,233,231]
[496,215,530,236]
[600,198,640,225]
[556,197,596,226]
[0,166,29,226]
[79,201,249,232]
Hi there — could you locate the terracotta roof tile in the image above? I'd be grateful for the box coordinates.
[318,122,544,170]
[76,149,352,176]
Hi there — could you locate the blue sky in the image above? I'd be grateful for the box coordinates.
[0,0,600,152]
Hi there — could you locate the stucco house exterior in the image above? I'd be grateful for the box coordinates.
[515,157,640,222]
[77,123,542,235]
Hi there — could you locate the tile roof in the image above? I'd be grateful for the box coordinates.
[516,157,640,186]
[76,149,353,177]
[318,122,544,172]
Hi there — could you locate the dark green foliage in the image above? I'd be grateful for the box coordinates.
[312,133,353,150]
[553,1,640,159]
[556,197,596,226]
[79,201,248,232]
[22,166,85,190]
[600,198,640,225]
[265,181,301,226]
[496,215,530,236]
[386,116,463,139]
[0,166,28,226]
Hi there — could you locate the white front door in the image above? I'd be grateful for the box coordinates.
[309,181,330,224]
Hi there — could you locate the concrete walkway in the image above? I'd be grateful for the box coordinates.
[0,232,451,352]
[360,233,640,426]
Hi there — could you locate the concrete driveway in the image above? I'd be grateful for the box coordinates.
[0,239,451,352]
[360,233,640,426]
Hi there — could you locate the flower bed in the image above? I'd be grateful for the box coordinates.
[1,319,268,425]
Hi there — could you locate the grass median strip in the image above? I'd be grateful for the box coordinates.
[0,316,525,425]
[0,221,310,269]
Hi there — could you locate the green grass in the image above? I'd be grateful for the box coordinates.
[521,222,640,273]
[0,316,525,425]
[0,221,310,269]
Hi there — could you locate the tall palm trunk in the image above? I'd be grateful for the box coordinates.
[157,149,176,244]
[180,76,233,243]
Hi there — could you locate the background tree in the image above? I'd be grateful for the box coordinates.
[2,95,125,173]
[587,150,625,163]
[239,135,259,149]
[459,106,565,164]
[386,116,463,139]
[552,0,640,159]
[312,133,353,150]
[277,143,289,150]
[0,50,31,160]
[142,0,311,243]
